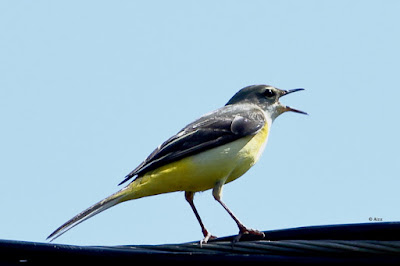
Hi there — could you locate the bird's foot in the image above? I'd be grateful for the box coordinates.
[199,231,217,247]
[233,226,265,244]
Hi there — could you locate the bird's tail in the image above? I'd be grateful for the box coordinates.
[47,187,130,242]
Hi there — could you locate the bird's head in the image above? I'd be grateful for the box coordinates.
[226,84,307,120]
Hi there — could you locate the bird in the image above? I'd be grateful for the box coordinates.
[47,84,307,244]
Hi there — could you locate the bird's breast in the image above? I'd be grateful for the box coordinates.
[224,123,270,183]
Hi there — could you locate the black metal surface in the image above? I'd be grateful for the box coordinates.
[1,222,400,265]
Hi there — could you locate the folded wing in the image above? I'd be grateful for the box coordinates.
[119,104,266,185]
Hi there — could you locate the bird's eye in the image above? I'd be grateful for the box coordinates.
[264,89,276,98]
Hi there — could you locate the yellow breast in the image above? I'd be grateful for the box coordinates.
[123,124,270,200]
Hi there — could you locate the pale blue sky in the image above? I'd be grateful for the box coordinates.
[1,1,399,246]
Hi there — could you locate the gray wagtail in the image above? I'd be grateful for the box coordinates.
[47,84,307,244]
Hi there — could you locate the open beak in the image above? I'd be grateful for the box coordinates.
[280,88,308,115]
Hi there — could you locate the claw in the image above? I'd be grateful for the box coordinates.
[200,232,217,247]
[233,226,265,244]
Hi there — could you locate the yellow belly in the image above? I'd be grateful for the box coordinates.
[122,124,270,200]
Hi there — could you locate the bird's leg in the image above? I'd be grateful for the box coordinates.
[212,182,265,243]
[185,191,217,245]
